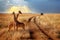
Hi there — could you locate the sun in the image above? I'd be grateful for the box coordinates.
[7,6,31,13]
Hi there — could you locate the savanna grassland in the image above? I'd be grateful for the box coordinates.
[0,13,60,40]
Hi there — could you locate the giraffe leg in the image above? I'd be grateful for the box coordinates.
[23,25,25,30]
[14,25,15,31]
[8,27,10,31]
[16,26,18,31]
[8,25,10,31]
[8,25,11,32]
[14,23,16,31]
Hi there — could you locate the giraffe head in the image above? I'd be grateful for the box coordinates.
[18,11,22,14]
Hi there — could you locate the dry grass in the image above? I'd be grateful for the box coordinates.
[0,13,60,40]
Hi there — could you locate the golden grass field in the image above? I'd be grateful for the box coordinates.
[0,13,60,40]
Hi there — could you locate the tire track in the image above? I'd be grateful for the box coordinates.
[33,16,53,40]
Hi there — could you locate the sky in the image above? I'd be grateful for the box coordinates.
[0,0,60,13]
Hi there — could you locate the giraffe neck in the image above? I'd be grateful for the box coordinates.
[13,13,23,24]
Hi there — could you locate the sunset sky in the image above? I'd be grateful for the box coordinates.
[0,0,60,13]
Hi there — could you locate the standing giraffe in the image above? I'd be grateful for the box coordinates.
[8,12,16,31]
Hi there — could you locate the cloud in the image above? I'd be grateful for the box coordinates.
[8,0,28,6]
[0,0,28,13]
[0,0,7,13]
[24,0,60,13]
[0,0,60,13]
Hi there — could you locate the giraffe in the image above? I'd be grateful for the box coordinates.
[12,12,26,31]
[14,13,35,31]
[8,12,16,31]
[15,16,35,31]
